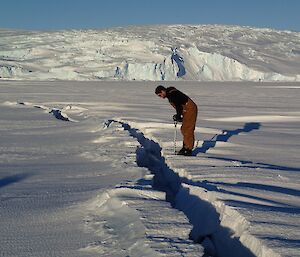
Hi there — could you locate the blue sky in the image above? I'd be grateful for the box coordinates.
[1,0,299,31]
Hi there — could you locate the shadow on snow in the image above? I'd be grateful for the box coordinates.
[0,173,31,189]
[193,122,261,156]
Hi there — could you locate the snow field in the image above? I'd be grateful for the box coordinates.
[0,81,299,257]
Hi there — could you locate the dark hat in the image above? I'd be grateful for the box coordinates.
[155,85,166,94]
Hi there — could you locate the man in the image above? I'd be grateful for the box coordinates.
[155,85,198,156]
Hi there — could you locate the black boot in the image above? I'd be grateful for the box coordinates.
[184,149,193,156]
[177,147,186,155]
[177,147,193,156]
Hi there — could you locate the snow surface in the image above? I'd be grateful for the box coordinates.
[0,80,299,257]
[1,25,300,81]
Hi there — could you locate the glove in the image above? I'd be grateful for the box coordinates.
[173,114,183,122]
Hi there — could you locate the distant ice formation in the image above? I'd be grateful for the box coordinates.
[0,25,299,81]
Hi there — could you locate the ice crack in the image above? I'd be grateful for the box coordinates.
[108,119,280,257]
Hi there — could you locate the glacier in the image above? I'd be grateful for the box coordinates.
[0,25,300,81]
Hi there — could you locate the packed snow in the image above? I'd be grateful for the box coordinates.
[1,25,300,81]
[0,80,299,257]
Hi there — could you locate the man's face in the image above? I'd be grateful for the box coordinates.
[157,90,166,98]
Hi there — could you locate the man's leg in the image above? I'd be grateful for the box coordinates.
[181,99,198,152]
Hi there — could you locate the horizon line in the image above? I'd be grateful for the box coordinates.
[1,23,299,33]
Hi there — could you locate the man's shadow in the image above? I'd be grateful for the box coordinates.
[193,122,261,156]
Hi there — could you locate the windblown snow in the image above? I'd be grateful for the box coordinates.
[1,25,300,81]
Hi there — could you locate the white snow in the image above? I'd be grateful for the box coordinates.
[0,80,299,257]
[1,25,300,81]
[0,23,300,257]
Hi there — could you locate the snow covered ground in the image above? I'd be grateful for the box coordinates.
[0,80,299,257]
[1,25,300,81]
